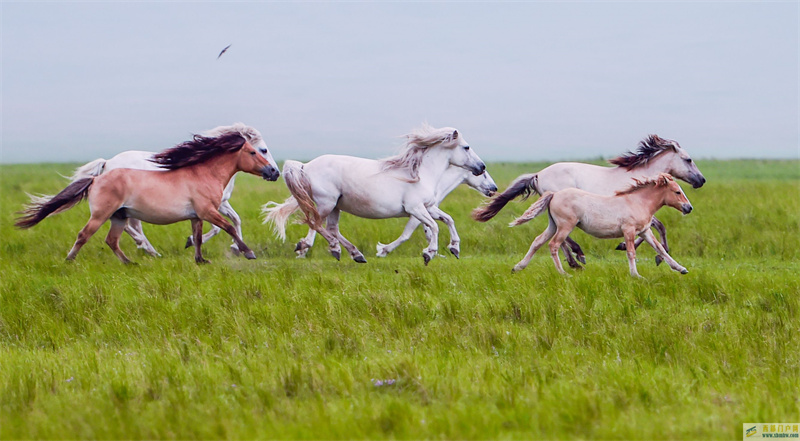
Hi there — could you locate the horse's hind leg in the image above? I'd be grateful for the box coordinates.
[640,229,687,274]
[549,225,575,276]
[125,218,160,257]
[513,217,556,273]
[66,216,107,261]
[564,236,586,265]
[105,217,132,264]
[326,209,366,263]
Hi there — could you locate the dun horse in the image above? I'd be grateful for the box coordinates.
[473,135,705,267]
[68,123,274,256]
[508,173,693,277]
[16,132,280,263]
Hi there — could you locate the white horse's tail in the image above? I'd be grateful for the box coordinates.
[510,192,554,227]
[69,158,107,181]
[261,196,300,242]
[281,160,323,231]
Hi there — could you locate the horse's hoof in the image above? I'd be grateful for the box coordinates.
[655,256,663,266]
[567,260,582,269]
[294,242,304,252]
[244,251,256,260]
[354,255,367,264]
[615,242,627,251]
[512,265,523,273]
[680,268,689,274]
[230,245,241,256]
[423,253,432,266]
[331,250,341,261]
[449,247,460,259]
[577,255,586,265]
[185,237,193,249]
[195,257,210,264]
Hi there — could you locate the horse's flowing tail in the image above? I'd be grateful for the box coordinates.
[472,173,539,222]
[261,196,300,242]
[70,158,107,181]
[15,178,94,229]
[509,192,554,227]
[280,160,322,231]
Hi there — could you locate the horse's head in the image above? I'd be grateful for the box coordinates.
[659,174,693,215]
[210,124,279,181]
[237,139,280,181]
[466,170,498,197]
[659,137,706,189]
[443,128,486,176]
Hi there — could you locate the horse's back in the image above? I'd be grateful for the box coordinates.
[537,162,620,195]
[105,150,161,172]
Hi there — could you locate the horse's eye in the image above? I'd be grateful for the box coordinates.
[249,151,256,155]
[463,145,470,150]
[260,148,267,154]
[675,191,681,195]
[685,158,692,163]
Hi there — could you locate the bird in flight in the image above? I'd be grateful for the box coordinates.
[217,44,232,59]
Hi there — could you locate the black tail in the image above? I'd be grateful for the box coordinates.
[472,173,539,222]
[15,178,94,229]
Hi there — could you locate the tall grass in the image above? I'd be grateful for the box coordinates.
[0,160,798,439]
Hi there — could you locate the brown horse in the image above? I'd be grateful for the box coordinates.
[507,173,692,277]
[16,131,280,263]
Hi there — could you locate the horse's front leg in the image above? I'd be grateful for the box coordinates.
[196,205,256,260]
[377,217,421,257]
[125,218,161,257]
[623,229,642,278]
[406,204,439,265]
[427,206,460,258]
[513,217,556,273]
[190,218,209,264]
[640,229,687,274]
[185,201,242,254]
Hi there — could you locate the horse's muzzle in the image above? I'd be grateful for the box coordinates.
[681,203,693,215]
[261,166,280,181]
[484,185,498,197]
[691,174,706,189]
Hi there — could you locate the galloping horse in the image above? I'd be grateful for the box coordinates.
[16,131,280,263]
[263,124,487,265]
[275,167,497,260]
[68,123,274,256]
[508,173,692,277]
[473,135,705,267]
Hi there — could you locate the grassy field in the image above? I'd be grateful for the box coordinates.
[1,160,798,439]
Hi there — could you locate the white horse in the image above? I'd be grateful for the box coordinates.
[283,168,497,260]
[69,123,276,256]
[473,134,706,267]
[263,124,487,265]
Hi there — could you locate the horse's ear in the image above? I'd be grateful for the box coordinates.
[452,130,459,140]
[658,174,671,186]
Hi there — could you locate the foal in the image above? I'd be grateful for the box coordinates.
[16,132,280,263]
[509,173,692,277]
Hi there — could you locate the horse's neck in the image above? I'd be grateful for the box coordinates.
[622,186,665,217]
[435,167,468,198]
[416,148,454,184]
[195,153,240,188]
[619,152,672,179]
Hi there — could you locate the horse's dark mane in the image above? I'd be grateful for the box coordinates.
[151,132,246,170]
[608,135,677,170]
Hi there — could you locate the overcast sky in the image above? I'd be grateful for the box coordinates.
[1,2,797,163]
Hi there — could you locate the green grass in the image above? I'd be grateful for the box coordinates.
[1,160,798,439]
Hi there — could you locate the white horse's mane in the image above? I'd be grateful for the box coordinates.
[203,122,264,146]
[381,124,460,181]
